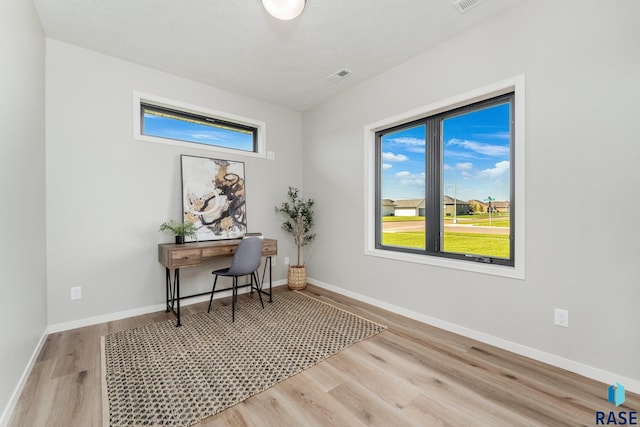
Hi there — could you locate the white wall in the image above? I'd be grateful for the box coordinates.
[302,0,640,384]
[46,39,302,325]
[0,0,47,421]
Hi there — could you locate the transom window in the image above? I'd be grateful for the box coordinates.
[133,92,266,157]
[141,104,257,152]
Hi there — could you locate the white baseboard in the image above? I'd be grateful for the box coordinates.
[0,329,48,427]
[47,302,168,334]
[47,280,288,334]
[307,277,640,394]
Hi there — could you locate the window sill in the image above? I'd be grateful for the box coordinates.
[364,248,524,280]
[134,133,266,159]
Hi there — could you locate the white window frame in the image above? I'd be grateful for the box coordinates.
[364,75,525,280]
[133,91,267,158]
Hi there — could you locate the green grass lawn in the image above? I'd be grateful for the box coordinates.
[383,213,510,227]
[382,231,510,259]
[382,216,424,222]
[445,232,510,258]
[381,214,511,258]
[455,219,510,227]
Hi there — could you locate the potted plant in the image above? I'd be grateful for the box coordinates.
[159,220,198,244]
[274,187,315,290]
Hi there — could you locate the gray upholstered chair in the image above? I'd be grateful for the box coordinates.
[207,237,264,321]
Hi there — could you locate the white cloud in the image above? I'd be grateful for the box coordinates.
[474,131,510,140]
[191,133,217,140]
[390,137,425,147]
[388,137,425,153]
[406,147,425,154]
[382,163,392,170]
[382,152,409,162]
[396,171,425,187]
[456,162,473,170]
[447,138,509,157]
[480,160,510,177]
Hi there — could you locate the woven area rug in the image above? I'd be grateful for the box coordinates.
[101,291,386,426]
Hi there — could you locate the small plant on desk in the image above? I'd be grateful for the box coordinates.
[159,220,198,244]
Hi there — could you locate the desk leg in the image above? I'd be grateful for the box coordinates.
[175,269,181,327]
[165,268,170,312]
[261,256,273,303]
[165,267,182,327]
[269,256,273,303]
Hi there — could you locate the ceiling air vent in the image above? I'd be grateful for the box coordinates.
[452,0,486,13]
[326,68,353,84]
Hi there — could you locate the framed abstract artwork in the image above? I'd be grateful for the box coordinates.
[181,155,247,242]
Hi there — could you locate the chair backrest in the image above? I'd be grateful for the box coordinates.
[227,237,263,276]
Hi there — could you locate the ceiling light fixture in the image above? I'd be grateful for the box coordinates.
[261,0,306,20]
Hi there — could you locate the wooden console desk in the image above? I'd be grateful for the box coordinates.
[158,238,277,326]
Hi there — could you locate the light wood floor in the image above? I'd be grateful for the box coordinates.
[9,284,639,426]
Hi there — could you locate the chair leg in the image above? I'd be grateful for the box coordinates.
[253,272,265,309]
[208,275,218,313]
[232,277,236,322]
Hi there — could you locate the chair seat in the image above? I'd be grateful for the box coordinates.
[212,267,232,276]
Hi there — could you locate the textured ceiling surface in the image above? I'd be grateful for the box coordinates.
[34,0,525,111]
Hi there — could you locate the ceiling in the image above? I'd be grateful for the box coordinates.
[33,0,525,111]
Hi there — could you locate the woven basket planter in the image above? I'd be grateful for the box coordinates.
[287,265,307,290]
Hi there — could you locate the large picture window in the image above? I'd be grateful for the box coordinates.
[366,76,524,277]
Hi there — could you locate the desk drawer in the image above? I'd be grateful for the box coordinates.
[202,245,237,258]
[262,240,277,256]
[170,249,202,267]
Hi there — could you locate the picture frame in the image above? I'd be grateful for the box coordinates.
[181,155,247,242]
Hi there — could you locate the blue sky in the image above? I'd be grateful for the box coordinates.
[381,102,511,202]
[143,113,254,151]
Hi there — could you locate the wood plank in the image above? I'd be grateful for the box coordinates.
[351,336,540,426]
[296,360,351,393]
[328,379,423,427]
[325,346,420,409]
[270,372,368,427]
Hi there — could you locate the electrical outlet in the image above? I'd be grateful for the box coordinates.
[267,151,275,160]
[554,308,569,327]
[284,257,290,265]
[270,257,276,267]
[71,286,82,300]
